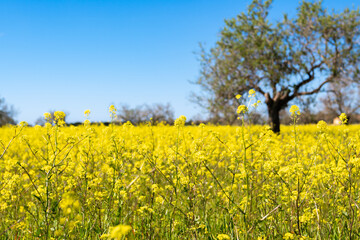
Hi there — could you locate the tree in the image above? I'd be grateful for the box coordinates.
[195,0,360,132]
[0,97,16,126]
[117,103,174,125]
[144,103,174,124]
[320,81,360,123]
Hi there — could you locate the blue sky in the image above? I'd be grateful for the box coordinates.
[0,0,358,124]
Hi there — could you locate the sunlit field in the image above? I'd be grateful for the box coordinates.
[1,105,360,240]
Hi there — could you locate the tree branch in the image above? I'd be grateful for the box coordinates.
[251,85,266,96]
[294,77,332,97]
[292,61,324,96]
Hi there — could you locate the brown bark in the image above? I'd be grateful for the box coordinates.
[268,106,281,133]
[265,91,293,133]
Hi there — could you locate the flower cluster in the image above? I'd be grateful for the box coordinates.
[174,115,187,127]
[339,113,348,124]
[0,106,359,239]
[289,105,300,117]
[237,105,248,114]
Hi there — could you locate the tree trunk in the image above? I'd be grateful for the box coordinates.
[265,91,293,133]
[268,106,281,133]
[265,92,286,133]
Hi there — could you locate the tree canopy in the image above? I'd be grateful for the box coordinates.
[195,0,360,132]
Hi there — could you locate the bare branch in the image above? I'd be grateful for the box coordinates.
[295,77,332,97]
[292,61,324,96]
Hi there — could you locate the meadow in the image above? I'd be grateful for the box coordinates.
[0,105,360,239]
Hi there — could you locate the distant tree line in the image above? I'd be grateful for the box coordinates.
[34,103,176,126]
[116,103,175,125]
[0,97,16,126]
[2,95,360,127]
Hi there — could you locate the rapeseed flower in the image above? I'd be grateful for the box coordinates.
[84,109,91,117]
[109,105,117,121]
[110,224,132,238]
[248,89,256,96]
[217,234,231,240]
[109,105,117,114]
[43,112,51,121]
[18,121,28,127]
[289,105,300,117]
[54,111,65,120]
[53,111,66,126]
[174,115,186,126]
[237,105,248,114]
[283,232,294,239]
[2,104,360,239]
[317,120,327,131]
[339,113,347,124]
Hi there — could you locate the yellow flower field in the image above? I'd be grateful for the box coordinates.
[1,111,360,239]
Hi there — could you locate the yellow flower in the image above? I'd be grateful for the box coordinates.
[84,109,91,117]
[109,105,117,113]
[339,113,347,124]
[109,105,117,120]
[18,121,28,127]
[174,115,187,127]
[84,119,91,126]
[289,105,300,117]
[317,120,327,131]
[237,105,248,114]
[60,192,80,215]
[217,234,231,240]
[235,94,241,99]
[109,224,132,239]
[283,232,294,240]
[42,165,52,173]
[43,112,51,120]
[54,111,66,120]
[155,196,164,204]
[248,89,256,96]
[54,229,63,237]
[53,111,66,126]
[252,100,262,108]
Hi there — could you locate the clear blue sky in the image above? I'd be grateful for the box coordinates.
[0,0,358,124]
